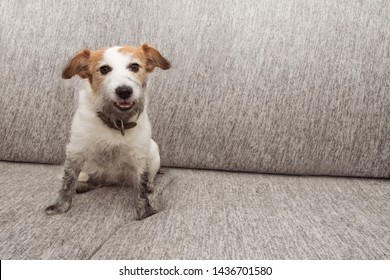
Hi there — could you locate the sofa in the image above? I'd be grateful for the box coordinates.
[0,0,389,259]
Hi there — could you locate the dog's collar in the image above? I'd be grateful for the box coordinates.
[97,112,137,136]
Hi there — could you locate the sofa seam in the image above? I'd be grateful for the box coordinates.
[87,224,123,260]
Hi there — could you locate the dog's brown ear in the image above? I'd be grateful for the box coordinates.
[142,43,171,72]
[62,49,91,79]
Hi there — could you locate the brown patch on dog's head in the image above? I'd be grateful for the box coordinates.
[118,46,149,86]
[62,48,108,93]
[62,44,170,92]
[62,48,107,78]
[119,44,170,72]
[86,49,109,92]
[62,49,91,79]
[141,43,171,72]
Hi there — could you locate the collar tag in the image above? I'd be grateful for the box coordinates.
[97,112,137,136]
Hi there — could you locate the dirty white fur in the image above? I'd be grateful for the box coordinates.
[68,46,160,186]
[45,44,169,219]
[71,86,160,187]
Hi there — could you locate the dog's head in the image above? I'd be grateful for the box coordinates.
[62,44,170,121]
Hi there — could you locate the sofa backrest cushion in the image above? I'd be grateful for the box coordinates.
[0,0,389,178]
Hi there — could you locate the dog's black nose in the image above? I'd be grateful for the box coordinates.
[115,86,133,99]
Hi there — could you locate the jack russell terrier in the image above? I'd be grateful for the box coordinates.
[45,44,170,220]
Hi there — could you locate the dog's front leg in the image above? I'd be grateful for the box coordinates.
[135,171,157,220]
[45,154,84,215]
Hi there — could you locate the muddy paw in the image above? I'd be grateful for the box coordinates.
[45,201,71,215]
[137,206,157,220]
[146,183,154,194]
[76,182,94,193]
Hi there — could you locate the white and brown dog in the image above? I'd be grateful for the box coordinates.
[45,44,170,220]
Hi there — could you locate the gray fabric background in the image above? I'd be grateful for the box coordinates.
[0,0,389,177]
[1,161,389,259]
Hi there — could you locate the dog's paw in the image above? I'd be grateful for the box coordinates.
[45,201,71,215]
[76,182,93,193]
[146,183,154,193]
[137,206,157,220]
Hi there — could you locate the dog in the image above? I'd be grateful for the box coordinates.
[45,43,170,220]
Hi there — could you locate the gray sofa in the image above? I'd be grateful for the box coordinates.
[0,0,389,259]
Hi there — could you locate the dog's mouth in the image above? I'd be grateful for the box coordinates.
[113,101,135,111]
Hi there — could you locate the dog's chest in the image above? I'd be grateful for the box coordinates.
[92,144,129,165]
[69,103,151,179]
[87,136,147,166]
[82,139,148,184]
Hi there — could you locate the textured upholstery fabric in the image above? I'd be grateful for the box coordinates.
[93,169,390,260]
[0,161,389,259]
[0,161,136,259]
[0,0,389,177]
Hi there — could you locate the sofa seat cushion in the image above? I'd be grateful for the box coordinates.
[93,168,390,259]
[0,161,135,259]
[0,161,389,259]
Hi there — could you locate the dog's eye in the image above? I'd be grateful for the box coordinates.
[128,63,140,72]
[99,65,112,75]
